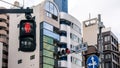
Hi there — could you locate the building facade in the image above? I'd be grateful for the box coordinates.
[54,0,68,13]
[83,18,120,68]
[8,0,60,68]
[83,18,98,46]
[59,12,82,68]
[102,28,119,68]
[0,7,9,68]
[8,0,82,68]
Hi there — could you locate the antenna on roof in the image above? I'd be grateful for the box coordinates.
[89,13,91,24]
[23,0,25,8]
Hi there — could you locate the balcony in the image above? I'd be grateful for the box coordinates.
[0,30,7,36]
[0,15,8,20]
[0,22,7,28]
[60,36,67,43]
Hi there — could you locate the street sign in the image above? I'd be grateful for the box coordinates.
[80,42,88,51]
[86,55,99,68]
[72,43,88,54]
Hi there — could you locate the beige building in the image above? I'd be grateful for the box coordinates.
[83,18,98,46]
[8,0,59,68]
[0,7,9,68]
[83,17,120,68]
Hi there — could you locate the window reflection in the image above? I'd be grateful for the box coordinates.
[49,2,54,14]
[43,64,53,68]
[43,29,59,41]
[43,57,54,65]
[45,1,58,21]
[43,42,54,52]
[70,33,81,43]
[71,56,82,66]
[43,35,53,44]
[105,54,111,59]
[43,22,53,31]
[43,50,53,58]
[71,23,81,34]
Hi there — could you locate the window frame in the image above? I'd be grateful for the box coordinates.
[45,1,58,21]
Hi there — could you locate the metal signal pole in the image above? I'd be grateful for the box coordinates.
[98,14,104,68]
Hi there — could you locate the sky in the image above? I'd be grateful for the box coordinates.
[0,0,120,42]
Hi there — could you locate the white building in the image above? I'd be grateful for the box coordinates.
[59,12,82,68]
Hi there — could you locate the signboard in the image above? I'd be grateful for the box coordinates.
[86,55,99,68]
[73,43,88,54]
[80,42,88,51]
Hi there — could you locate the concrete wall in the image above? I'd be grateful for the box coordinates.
[0,43,3,68]
[83,18,98,46]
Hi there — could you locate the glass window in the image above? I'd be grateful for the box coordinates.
[60,31,67,36]
[43,57,54,65]
[43,29,59,41]
[71,56,82,66]
[70,33,80,43]
[49,2,54,14]
[53,27,59,34]
[105,62,111,68]
[105,54,111,59]
[43,50,53,58]
[54,6,57,16]
[45,1,58,21]
[60,20,71,26]
[60,43,67,48]
[46,12,52,18]
[43,35,53,44]
[43,22,53,31]
[71,23,81,34]
[45,2,49,11]
[30,55,35,60]
[105,45,111,50]
[18,59,22,64]
[43,42,54,51]
[71,57,72,62]
[104,36,110,42]
[43,64,53,68]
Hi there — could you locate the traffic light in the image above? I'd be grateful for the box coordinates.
[19,20,36,52]
[57,48,70,56]
[66,48,70,54]
[62,49,66,55]
[57,48,70,60]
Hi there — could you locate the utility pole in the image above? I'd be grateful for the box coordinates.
[98,14,104,68]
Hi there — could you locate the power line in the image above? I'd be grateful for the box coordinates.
[0,0,21,8]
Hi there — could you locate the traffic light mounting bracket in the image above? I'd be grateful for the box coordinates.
[0,7,33,14]
[0,7,33,19]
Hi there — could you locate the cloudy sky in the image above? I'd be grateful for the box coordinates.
[0,0,120,42]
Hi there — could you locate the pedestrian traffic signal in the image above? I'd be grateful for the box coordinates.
[19,20,36,52]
